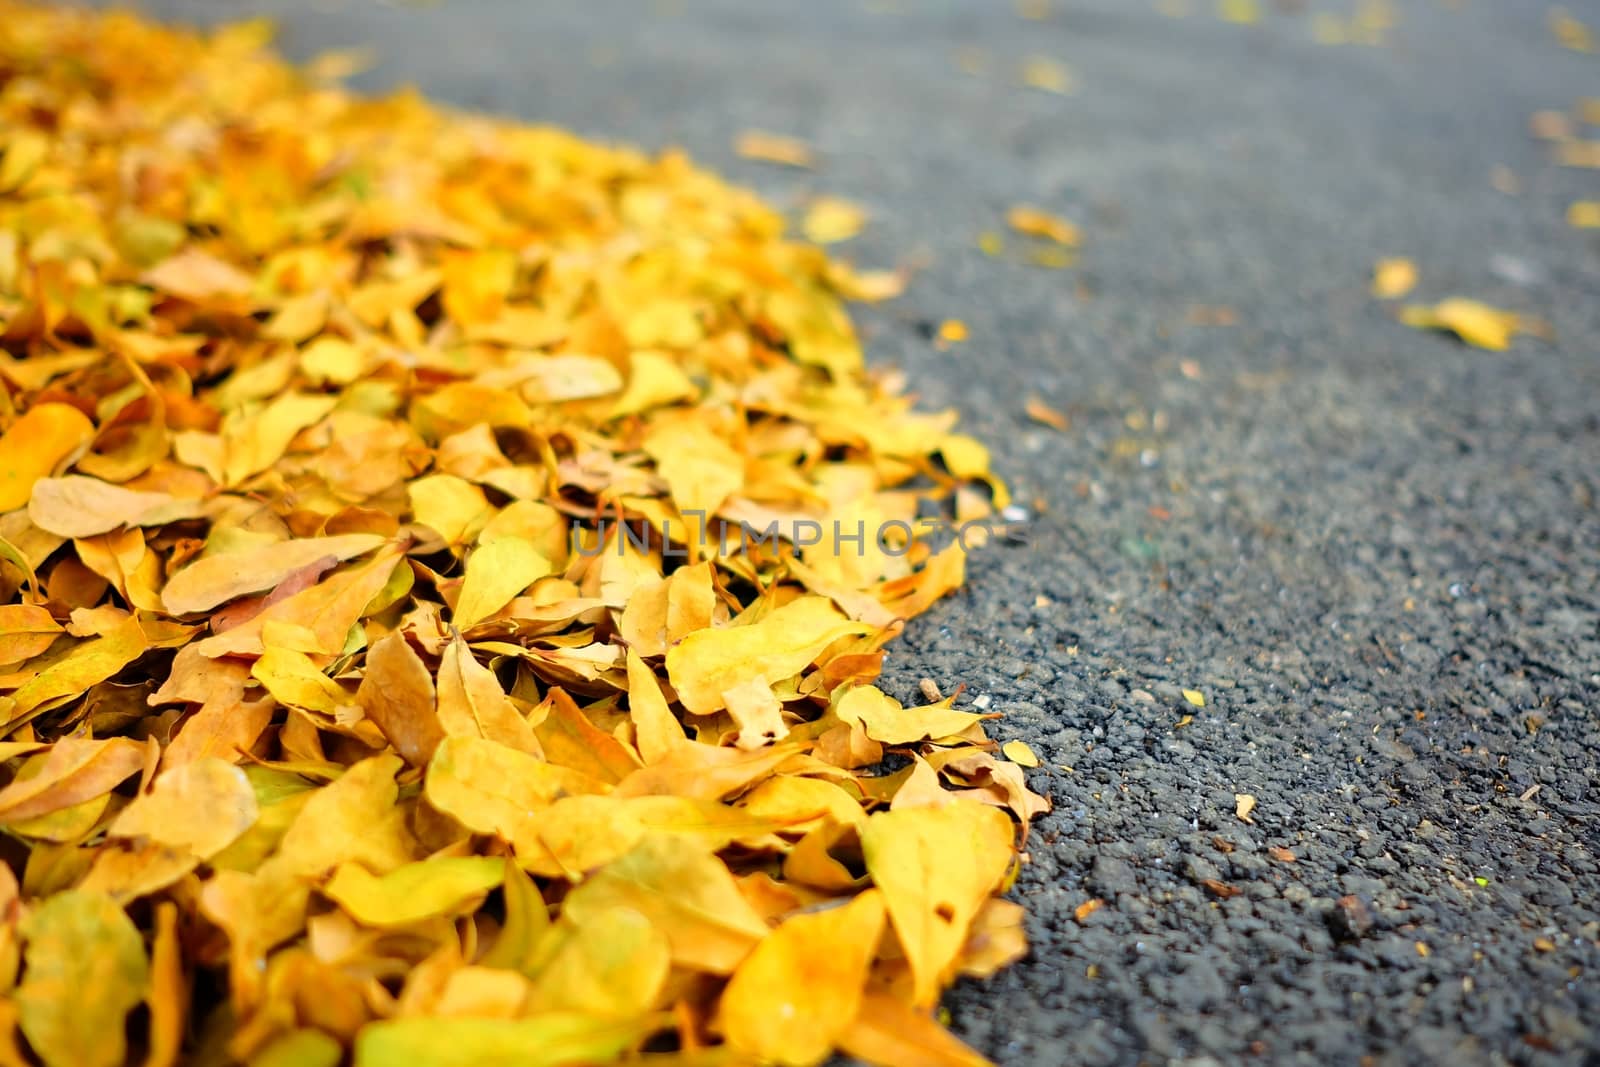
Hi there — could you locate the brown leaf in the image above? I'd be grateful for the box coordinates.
[355,631,445,767]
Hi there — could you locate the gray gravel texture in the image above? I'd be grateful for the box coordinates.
[89,0,1600,1064]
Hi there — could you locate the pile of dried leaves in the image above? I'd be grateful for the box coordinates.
[0,5,1047,1066]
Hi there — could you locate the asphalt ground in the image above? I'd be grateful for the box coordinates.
[80,1,1600,1064]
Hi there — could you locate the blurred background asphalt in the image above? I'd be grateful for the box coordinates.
[92,1,1600,1064]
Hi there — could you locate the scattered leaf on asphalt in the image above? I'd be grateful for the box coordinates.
[1025,396,1070,431]
[1217,0,1260,25]
[1371,257,1418,299]
[1567,201,1600,228]
[1002,739,1041,767]
[1182,688,1206,707]
[735,129,817,167]
[803,197,869,244]
[1020,56,1073,94]
[1550,8,1594,52]
[1007,205,1081,245]
[1235,793,1258,823]
[1401,298,1522,350]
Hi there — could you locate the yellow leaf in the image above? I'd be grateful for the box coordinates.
[251,645,352,716]
[141,246,254,301]
[2,617,148,726]
[322,857,505,928]
[162,533,387,614]
[109,757,258,859]
[624,649,687,764]
[839,992,995,1067]
[0,736,145,826]
[1182,688,1206,707]
[722,890,887,1066]
[523,905,670,1018]
[0,604,62,665]
[734,130,815,168]
[195,543,405,658]
[144,903,185,1067]
[16,891,149,1067]
[1235,792,1258,823]
[1567,201,1600,228]
[353,1014,659,1067]
[440,248,516,326]
[609,350,698,418]
[1401,297,1520,351]
[802,197,868,244]
[408,474,493,547]
[561,834,770,974]
[859,801,1015,1007]
[435,636,543,755]
[835,685,986,745]
[1007,205,1079,246]
[642,416,745,523]
[221,392,337,486]
[27,476,207,539]
[666,596,870,716]
[356,631,445,767]
[478,861,552,974]
[1001,740,1040,767]
[1370,257,1417,299]
[0,404,95,512]
[1019,56,1072,94]
[1218,0,1259,24]
[453,538,551,629]
[424,735,606,843]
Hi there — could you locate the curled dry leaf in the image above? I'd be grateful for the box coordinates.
[0,6,1047,1066]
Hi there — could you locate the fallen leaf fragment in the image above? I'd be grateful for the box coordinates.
[1371,257,1418,299]
[1567,201,1600,228]
[1235,793,1258,823]
[1550,8,1594,52]
[1024,396,1069,431]
[1019,56,1073,94]
[803,197,868,244]
[735,130,815,168]
[1182,688,1206,707]
[1001,739,1040,767]
[1074,898,1105,923]
[1218,0,1259,24]
[1401,298,1522,351]
[1007,205,1080,245]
